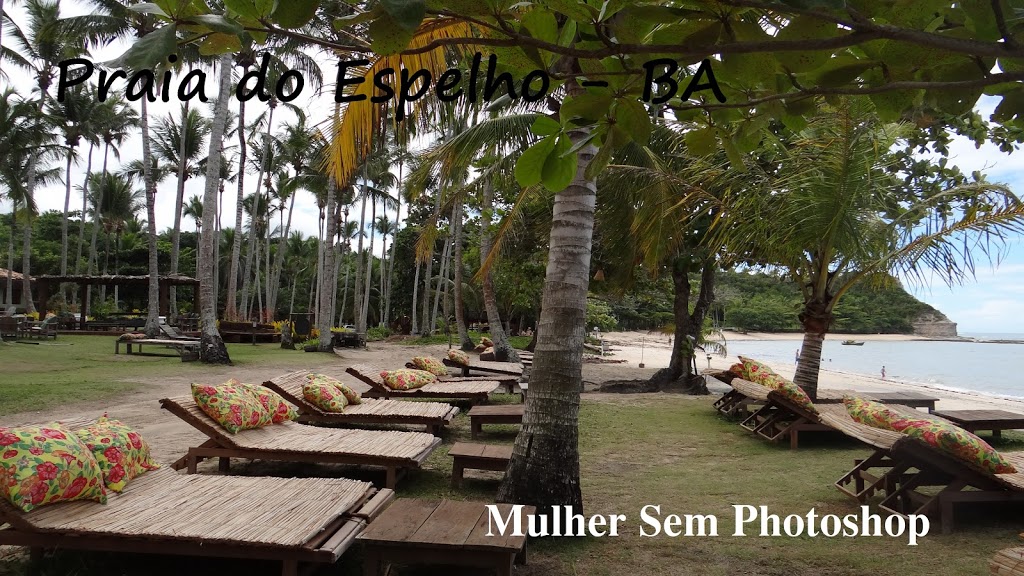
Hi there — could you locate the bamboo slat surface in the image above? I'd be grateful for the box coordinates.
[441,358,524,377]
[11,467,373,547]
[267,371,457,419]
[816,404,902,449]
[347,365,499,395]
[991,548,1024,576]
[730,378,771,402]
[162,397,439,462]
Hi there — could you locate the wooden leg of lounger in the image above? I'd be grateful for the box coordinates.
[497,554,514,576]
[385,467,397,490]
[515,539,528,565]
[452,460,464,489]
[28,547,43,564]
[363,549,381,576]
[186,451,198,474]
[471,420,481,439]
[218,457,230,472]
[281,559,299,576]
[790,429,799,450]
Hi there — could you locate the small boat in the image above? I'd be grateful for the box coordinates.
[841,340,865,346]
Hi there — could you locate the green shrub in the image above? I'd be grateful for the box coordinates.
[366,326,392,341]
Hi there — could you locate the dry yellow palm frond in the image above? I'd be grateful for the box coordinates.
[325,18,476,187]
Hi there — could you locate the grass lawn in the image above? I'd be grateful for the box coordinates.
[1,343,1022,575]
[0,335,339,416]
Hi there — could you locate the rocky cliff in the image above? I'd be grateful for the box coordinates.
[912,312,958,338]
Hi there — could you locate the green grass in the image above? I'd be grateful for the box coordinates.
[0,335,338,416]
[1,347,1022,575]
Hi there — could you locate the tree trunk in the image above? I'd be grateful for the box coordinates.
[140,98,161,336]
[240,104,275,321]
[61,150,73,277]
[352,188,367,332]
[74,143,94,277]
[479,177,517,361]
[316,104,341,352]
[452,202,472,350]
[496,127,595,515]
[383,190,400,327]
[5,203,14,308]
[794,300,832,401]
[197,56,232,364]
[20,206,35,315]
[225,97,247,320]
[431,237,450,333]
[340,254,351,324]
[361,198,376,329]
[650,257,714,394]
[411,258,420,334]
[268,188,296,315]
[169,100,191,319]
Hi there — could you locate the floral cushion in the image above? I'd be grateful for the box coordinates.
[727,363,745,377]
[772,380,818,415]
[843,396,901,429]
[302,380,349,412]
[738,356,777,385]
[74,416,160,492]
[481,336,494,347]
[229,380,298,424]
[118,332,147,341]
[447,349,471,366]
[191,382,273,434]
[0,423,107,512]
[306,373,362,405]
[410,356,448,377]
[380,369,437,391]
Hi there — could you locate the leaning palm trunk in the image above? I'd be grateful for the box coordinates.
[225,97,247,320]
[169,100,191,319]
[794,300,832,401]
[317,106,342,352]
[140,98,161,336]
[431,237,450,332]
[497,128,596,514]
[452,202,472,349]
[197,56,232,364]
[240,103,275,321]
[479,177,516,361]
[74,143,94,277]
[360,199,376,329]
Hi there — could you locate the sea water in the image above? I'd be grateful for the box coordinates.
[719,333,1024,400]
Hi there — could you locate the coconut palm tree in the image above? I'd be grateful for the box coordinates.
[713,99,1024,400]
[0,87,33,309]
[183,194,203,235]
[87,171,143,305]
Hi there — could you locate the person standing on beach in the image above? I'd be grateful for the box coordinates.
[881,366,886,379]
[795,349,800,363]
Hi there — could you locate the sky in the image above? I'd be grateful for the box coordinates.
[2,3,1023,334]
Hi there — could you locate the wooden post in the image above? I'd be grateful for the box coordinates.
[79,283,88,330]
[159,280,169,317]
[36,279,49,314]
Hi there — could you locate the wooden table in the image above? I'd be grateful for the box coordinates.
[449,442,513,488]
[357,499,533,576]
[468,405,525,438]
[864,391,939,412]
[932,409,1024,438]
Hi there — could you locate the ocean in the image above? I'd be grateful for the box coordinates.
[719,333,1024,400]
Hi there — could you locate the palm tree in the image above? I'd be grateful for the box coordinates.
[713,99,1024,399]
[373,214,395,324]
[0,87,33,309]
[87,172,142,305]
[183,194,203,234]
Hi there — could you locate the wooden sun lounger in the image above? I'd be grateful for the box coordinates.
[263,370,460,435]
[819,404,1024,533]
[0,458,394,576]
[160,396,441,489]
[115,337,200,360]
[346,365,498,403]
[403,361,520,394]
[735,381,850,449]
[992,548,1024,576]
[442,358,525,379]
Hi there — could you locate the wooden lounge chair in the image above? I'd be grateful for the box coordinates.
[263,370,460,435]
[819,404,1024,533]
[442,357,525,379]
[0,465,394,576]
[402,361,520,394]
[159,321,200,341]
[160,396,441,488]
[707,371,767,417]
[346,364,498,403]
[736,380,852,449]
[992,548,1024,576]
[115,337,200,360]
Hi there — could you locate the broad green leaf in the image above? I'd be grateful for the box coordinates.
[109,24,177,71]
[425,0,492,15]
[585,126,618,179]
[531,115,561,136]
[541,134,578,191]
[773,16,838,73]
[991,89,1024,124]
[869,90,918,122]
[334,8,381,28]
[811,57,876,88]
[369,12,416,55]
[199,32,242,55]
[718,128,746,170]
[620,5,705,23]
[614,98,651,146]
[890,0,949,28]
[127,3,169,17]
[191,14,243,35]
[684,127,717,156]
[545,0,596,21]
[560,91,613,124]
[271,0,318,28]
[380,0,426,30]
[522,8,558,45]
[224,0,273,20]
[556,19,577,47]
[515,136,557,188]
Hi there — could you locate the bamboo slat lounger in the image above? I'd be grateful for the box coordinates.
[346,365,499,402]
[0,433,394,576]
[991,548,1024,576]
[442,358,525,379]
[736,383,860,449]
[402,362,520,394]
[819,404,1024,533]
[160,396,441,488]
[264,370,460,434]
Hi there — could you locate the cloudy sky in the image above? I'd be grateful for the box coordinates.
[2,2,1023,334]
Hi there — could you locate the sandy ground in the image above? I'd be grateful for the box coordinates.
[6,332,1022,466]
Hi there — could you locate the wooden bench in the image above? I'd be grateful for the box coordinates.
[864,391,939,412]
[468,405,525,439]
[449,442,513,488]
[357,499,532,576]
[115,338,200,361]
[932,409,1024,438]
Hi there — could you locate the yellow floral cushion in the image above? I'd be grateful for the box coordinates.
[302,380,349,412]
[229,380,298,424]
[74,416,160,492]
[771,380,818,415]
[410,356,448,377]
[306,373,362,405]
[738,356,777,386]
[0,423,107,512]
[447,349,470,366]
[843,396,901,429]
[380,369,437,391]
[481,336,494,347]
[727,363,745,377]
[191,382,273,434]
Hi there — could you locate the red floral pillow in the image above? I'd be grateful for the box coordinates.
[772,380,817,415]
[410,356,448,377]
[0,423,107,512]
[447,349,471,366]
[74,416,160,492]
[738,356,777,386]
[380,369,437,391]
[229,380,298,424]
[306,373,362,405]
[191,382,273,434]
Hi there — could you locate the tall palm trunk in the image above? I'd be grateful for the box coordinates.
[141,98,161,337]
[352,188,367,332]
[61,149,74,277]
[793,300,832,401]
[431,237,450,332]
[74,143,94,277]
[452,202,472,349]
[378,231,386,324]
[383,188,400,327]
[198,55,232,364]
[361,198,376,329]
[225,97,247,320]
[240,102,275,321]
[5,203,15,308]
[268,189,296,315]
[479,177,516,361]
[21,154,38,315]
[410,258,420,334]
[421,188,441,335]
[316,102,341,352]
[86,142,111,318]
[339,255,351,325]
[169,100,191,318]
[496,128,596,514]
